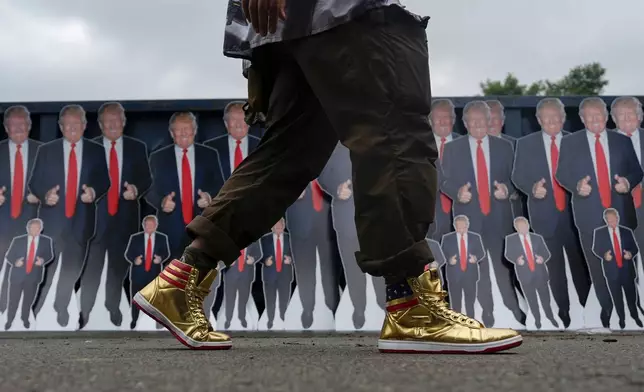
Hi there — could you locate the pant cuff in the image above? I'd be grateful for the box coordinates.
[186,215,241,264]
[356,239,431,282]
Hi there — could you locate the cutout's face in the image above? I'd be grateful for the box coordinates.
[144,219,157,234]
[455,219,468,234]
[171,119,196,149]
[606,213,618,228]
[100,110,125,141]
[272,219,285,235]
[538,105,564,136]
[226,108,249,140]
[613,104,641,134]
[5,114,30,144]
[465,109,489,140]
[60,113,86,143]
[515,220,530,235]
[430,107,454,137]
[28,222,42,236]
[581,104,608,134]
[488,108,504,136]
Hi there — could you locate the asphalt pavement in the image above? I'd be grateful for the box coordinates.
[1,331,643,392]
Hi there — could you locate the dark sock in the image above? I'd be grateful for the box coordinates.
[181,246,218,271]
[386,281,414,302]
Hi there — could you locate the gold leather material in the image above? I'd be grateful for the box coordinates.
[379,268,519,345]
[137,260,231,345]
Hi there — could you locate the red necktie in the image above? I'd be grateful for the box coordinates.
[612,228,623,268]
[11,144,24,219]
[276,235,283,273]
[145,235,152,272]
[238,248,246,272]
[234,139,243,169]
[181,149,193,225]
[66,143,78,218]
[459,233,467,272]
[476,140,490,215]
[311,180,323,212]
[625,133,642,208]
[595,134,611,209]
[439,137,452,214]
[108,141,119,216]
[26,236,36,274]
[550,136,566,212]
[523,235,535,272]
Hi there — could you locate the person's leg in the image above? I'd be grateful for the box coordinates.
[291,5,520,352]
[132,48,340,349]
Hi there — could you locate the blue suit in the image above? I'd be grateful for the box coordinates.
[222,240,262,328]
[204,134,261,180]
[259,232,292,327]
[0,138,42,313]
[4,234,53,329]
[28,138,110,325]
[125,231,170,327]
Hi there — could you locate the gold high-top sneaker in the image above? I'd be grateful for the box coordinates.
[378,268,522,353]
[132,259,232,350]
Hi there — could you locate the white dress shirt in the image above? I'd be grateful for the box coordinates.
[457,232,468,259]
[174,144,195,196]
[26,235,40,256]
[433,133,453,160]
[585,130,611,179]
[273,232,284,259]
[618,128,641,164]
[144,232,156,259]
[228,135,248,174]
[8,139,28,196]
[103,136,124,187]
[468,135,491,191]
[541,131,563,176]
[519,233,534,258]
[63,138,83,193]
[608,226,622,253]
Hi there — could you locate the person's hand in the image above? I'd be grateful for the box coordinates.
[26,193,39,204]
[449,255,457,265]
[162,192,176,213]
[532,178,547,199]
[457,183,472,204]
[246,255,255,265]
[123,182,138,200]
[197,189,211,209]
[468,254,477,264]
[0,186,5,206]
[134,256,143,265]
[45,185,60,206]
[536,255,544,264]
[604,250,613,261]
[493,181,509,200]
[284,255,292,265]
[265,256,273,266]
[80,185,96,203]
[35,257,44,266]
[337,180,352,200]
[624,250,633,260]
[15,257,24,268]
[153,255,162,264]
[242,0,287,37]
[614,175,630,194]
[517,255,525,266]
[577,176,592,197]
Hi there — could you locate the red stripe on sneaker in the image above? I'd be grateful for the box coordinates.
[164,265,190,281]
[160,271,187,290]
[171,259,192,273]
[386,298,419,312]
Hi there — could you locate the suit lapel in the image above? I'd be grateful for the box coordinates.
[193,145,203,202]
[220,137,231,177]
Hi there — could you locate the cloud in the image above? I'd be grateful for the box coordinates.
[0,0,642,101]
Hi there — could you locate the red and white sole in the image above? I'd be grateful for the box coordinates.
[132,292,232,350]
[378,335,522,354]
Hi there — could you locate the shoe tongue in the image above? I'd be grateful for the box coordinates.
[410,268,443,295]
[196,268,218,290]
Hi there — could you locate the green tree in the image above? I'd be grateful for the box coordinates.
[479,62,608,96]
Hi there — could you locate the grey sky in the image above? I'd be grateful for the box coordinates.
[0,0,641,102]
